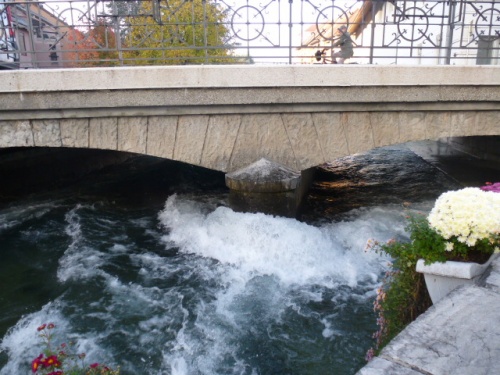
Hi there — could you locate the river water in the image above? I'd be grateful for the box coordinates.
[0,143,476,374]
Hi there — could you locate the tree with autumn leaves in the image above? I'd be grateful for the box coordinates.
[63,21,119,67]
[122,0,232,65]
[59,0,233,66]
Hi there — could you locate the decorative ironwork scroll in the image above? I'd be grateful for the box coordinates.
[0,0,498,68]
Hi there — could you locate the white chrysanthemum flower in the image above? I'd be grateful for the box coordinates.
[445,242,454,252]
[427,188,500,248]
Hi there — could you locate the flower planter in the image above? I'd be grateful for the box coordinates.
[416,253,499,304]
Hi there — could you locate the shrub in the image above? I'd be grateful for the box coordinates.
[365,215,432,359]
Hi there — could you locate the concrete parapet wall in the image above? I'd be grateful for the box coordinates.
[0,66,499,173]
[1,65,499,91]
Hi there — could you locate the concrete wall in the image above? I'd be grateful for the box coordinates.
[444,136,500,163]
[0,65,499,173]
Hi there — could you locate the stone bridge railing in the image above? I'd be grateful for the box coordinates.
[0,65,499,174]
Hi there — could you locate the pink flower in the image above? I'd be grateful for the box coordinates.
[365,348,375,361]
[90,363,100,368]
[481,182,500,193]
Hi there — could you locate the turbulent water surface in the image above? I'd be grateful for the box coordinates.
[0,144,462,374]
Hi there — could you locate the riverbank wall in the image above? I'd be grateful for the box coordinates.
[357,255,500,375]
[444,136,500,164]
[356,138,500,375]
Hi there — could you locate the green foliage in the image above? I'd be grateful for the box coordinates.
[405,214,448,264]
[367,224,432,356]
[406,213,495,264]
[367,187,500,361]
[367,210,497,359]
[122,0,235,65]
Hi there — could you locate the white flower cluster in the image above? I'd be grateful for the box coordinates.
[427,187,500,247]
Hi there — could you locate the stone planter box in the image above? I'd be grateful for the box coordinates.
[416,253,499,304]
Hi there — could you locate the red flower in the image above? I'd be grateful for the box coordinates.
[37,324,47,332]
[47,372,63,375]
[42,355,61,368]
[47,323,56,329]
[90,363,99,368]
[31,354,43,373]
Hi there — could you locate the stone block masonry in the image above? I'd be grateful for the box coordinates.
[0,109,498,174]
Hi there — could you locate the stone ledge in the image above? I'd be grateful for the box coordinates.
[1,65,499,93]
[357,285,500,375]
[357,357,426,375]
[485,255,500,290]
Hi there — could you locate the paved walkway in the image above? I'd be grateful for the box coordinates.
[357,141,500,375]
[357,255,500,375]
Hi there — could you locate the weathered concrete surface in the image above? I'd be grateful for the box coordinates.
[357,256,500,375]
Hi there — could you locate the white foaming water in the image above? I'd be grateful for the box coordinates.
[158,195,395,288]
[0,202,57,233]
[57,205,110,282]
[1,196,413,375]
[156,195,405,374]
[0,302,107,375]
[1,311,113,375]
[0,304,66,374]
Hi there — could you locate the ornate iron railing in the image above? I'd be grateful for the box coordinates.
[0,0,499,68]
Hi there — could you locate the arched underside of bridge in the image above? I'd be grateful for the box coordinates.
[0,66,499,173]
[0,111,498,174]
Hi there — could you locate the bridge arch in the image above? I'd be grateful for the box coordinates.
[1,66,499,173]
[0,111,498,173]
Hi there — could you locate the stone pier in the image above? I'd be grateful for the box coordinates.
[225,158,312,218]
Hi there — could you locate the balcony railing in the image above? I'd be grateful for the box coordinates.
[0,0,499,68]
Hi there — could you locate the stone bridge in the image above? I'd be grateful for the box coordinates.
[1,65,499,176]
[2,65,499,215]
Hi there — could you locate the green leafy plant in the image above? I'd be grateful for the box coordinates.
[365,221,432,360]
[31,323,119,375]
[366,185,500,360]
